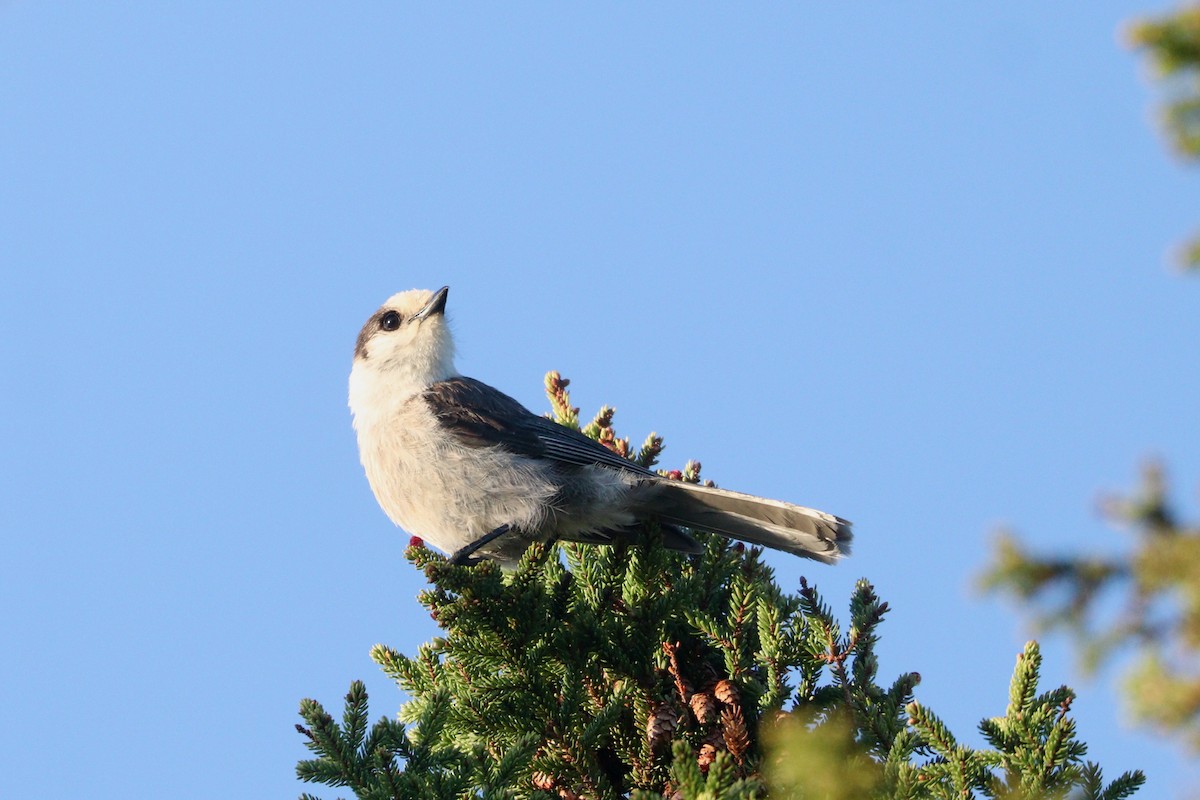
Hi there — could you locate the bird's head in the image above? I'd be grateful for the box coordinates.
[349,286,457,418]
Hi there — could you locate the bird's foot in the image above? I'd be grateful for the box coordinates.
[447,524,512,566]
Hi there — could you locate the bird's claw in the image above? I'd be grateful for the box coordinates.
[447,524,512,566]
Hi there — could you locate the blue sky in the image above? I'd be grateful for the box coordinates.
[2,3,1198,797]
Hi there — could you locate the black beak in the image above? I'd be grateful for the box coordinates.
[415,286,449,320]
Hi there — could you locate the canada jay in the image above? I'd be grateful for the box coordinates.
[349,286,852,566]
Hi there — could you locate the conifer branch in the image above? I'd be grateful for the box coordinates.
[297,374,1143,800]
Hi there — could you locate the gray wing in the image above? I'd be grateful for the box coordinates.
[422,377,654,476]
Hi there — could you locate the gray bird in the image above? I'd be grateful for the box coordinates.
[349,286,852,566]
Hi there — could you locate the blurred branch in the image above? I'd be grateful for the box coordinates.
[1129,5,1200,270]
[982,463,1200,747]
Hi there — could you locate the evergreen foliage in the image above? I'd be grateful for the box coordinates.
[298,375,1142,799]
[982,463,1200,750]
[1128,5,1200,269]
[982,5,1200,754]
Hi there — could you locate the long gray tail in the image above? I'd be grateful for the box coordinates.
[648,479,852,564]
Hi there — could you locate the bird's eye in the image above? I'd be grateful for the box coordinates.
[379,311,402,331]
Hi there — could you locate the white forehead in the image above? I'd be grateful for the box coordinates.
[382,288,437,317]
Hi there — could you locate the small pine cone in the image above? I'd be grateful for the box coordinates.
[721,706,751,763]
[697,742,718,773]
[558,788,581,800]
[532,772,556,791]
[703,726,727,751]
[690,691,717,725]
[713,679,740,706]
[646,702,679,750]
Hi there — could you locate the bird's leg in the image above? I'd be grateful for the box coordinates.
[448,524,512,566]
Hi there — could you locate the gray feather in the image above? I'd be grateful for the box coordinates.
[648,480,851,564]
[421,376,850,563]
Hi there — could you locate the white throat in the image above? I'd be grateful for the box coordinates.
[348,349,457,429]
